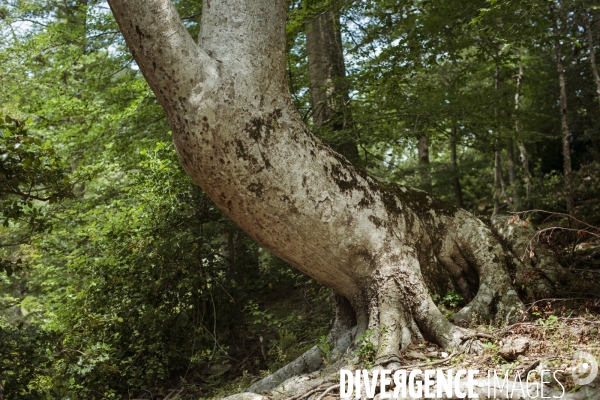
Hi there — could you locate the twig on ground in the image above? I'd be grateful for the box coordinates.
[315,384,339,400]
[462,332,496,341]
[522,360,541,375]
[522,298,592,314]
[286,381,335,400]
[559,317,600,325]
[164,386,184,400]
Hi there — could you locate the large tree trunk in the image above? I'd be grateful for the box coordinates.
[305,10,359,164]
[107,0,559,387]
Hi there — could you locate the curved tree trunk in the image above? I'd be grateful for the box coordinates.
[107,0,554,381]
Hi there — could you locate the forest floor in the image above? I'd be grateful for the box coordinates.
[213,309,600,400]
[178,235,600,400]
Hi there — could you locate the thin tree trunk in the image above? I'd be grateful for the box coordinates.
[221,231,240,345]
[514,50,532,208]
[450,127,464,208]
[499,154,509,206]
[506,138,519,209]
[493,152,500,216]
[518,143,532,207]
[493,150,509,216]
[306,10,359,164]
[417,135,432,193]
[551,3,575,214]
[493,63,511,210]
[584,10,600,109]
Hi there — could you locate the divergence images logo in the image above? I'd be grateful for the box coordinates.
[572,351,598,385]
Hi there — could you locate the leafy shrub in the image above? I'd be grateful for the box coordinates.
[0,320,59,399]
[355,329,377,368]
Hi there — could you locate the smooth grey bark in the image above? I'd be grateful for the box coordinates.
[306,10,359,164]
[550,3,574,214]
[584,10,600,109]
[107,0,544,378]
[417,135,433,193]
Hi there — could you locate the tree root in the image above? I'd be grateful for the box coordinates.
[244,214,578,397]
[246,345,324,394]
[236,347,600,400]
[277,349,467,400]
[490,214,570,298]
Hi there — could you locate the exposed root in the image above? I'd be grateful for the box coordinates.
[246,212,577,396]
[452,283,521,325]
[246,345,324,394]
[491,214,569,298]
[247,295,358,394]
[282,349,467,400]
[313,384,339,400]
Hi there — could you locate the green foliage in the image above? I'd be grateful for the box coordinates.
[0,116,73,241]
[35,143,255,397]
[355,329,377,368]
[538,314,559,331]
[317,335,332,362]
[0,258,21,278]
[441,292,465,309]
[0,319,60,399]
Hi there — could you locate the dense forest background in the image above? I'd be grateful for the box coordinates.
[1,0,599,398]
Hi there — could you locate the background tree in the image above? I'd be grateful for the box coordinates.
[306,6,360,163]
